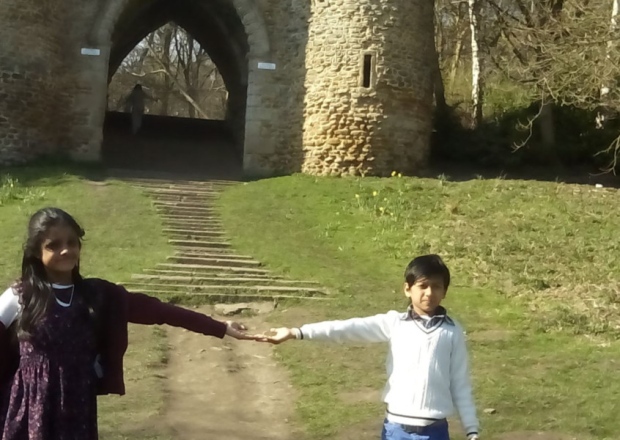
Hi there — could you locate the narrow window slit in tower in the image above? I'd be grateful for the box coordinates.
[362,54,373,88]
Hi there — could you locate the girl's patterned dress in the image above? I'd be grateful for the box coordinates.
[0,285,98,440]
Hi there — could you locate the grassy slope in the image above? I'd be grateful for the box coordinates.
[219,175,620,440]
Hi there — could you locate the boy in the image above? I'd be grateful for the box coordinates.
[262,254,479,440]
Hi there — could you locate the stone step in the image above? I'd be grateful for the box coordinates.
[123,283,327,296]
[163,223,222,229]
[135,183,229,192]
[147,191,219,199]
[132,274,320,286]
[161,215,221,221]
[157,263,269,275]
[163,229,225,238]
[125,178,236,186]
[164,227,224,234]
[169,239,231,248]
[142,188,220,197]
[124,290,328,303]
[167,235,226,242]
[172,251,253,259]
[156,205,214,213]
[162,216,221,222]
[164,224,224,231]
[157,210,218,218]
[142,185,217,192]
[150,191,215,198]
[160,214,221,221]
[167,246,233,255]
[126,177,231,185]
[153,201,209,209]
[165,229,225,235]
[166,255,261,267]
[151,195,216,203]
[143,269,283,279]
[162,219,222,227]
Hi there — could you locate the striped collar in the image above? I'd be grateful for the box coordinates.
[403,305,454,333]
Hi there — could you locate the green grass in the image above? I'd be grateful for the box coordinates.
[219,174,620,440]
[0,167,173,440]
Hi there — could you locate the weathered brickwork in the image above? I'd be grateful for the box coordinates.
[0,0,435,177]
[300,0,435,176]
[0,0,74,163]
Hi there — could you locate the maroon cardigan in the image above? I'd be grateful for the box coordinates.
[0,278,227,395]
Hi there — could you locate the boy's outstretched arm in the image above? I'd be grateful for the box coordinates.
[261,312,401,344]
[450,326,480,439]
[261,327,297,344]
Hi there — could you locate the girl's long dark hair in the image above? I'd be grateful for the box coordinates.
[16,207,101,339]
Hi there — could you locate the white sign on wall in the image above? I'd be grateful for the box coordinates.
[257,62,276,70]
[81,48,101,56]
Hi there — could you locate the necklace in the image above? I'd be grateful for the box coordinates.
[52,283,75,307]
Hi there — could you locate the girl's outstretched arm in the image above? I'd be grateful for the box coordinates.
[224,320,261,340]
[126,290,262,340]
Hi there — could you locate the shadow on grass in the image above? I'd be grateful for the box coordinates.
[431,102,620,188]
[0,156,108,186]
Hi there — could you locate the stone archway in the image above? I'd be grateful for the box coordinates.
[90,0,270,59]
[77,0,274,175]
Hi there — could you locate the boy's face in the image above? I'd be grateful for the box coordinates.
[404,276,447,316]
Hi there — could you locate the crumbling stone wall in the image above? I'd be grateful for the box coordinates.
[0,0,435,177]
[0,0,73,163]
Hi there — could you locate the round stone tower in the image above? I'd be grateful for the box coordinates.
[301,0,435,176]
[0,1,70,163]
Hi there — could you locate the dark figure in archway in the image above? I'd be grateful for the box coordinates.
[123,84,155,134]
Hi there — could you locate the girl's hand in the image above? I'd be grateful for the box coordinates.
[225,321,263,340]
[260,327,297,344]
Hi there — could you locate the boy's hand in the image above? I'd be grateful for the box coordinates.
[260,327,297,344]
[225,321,263,340]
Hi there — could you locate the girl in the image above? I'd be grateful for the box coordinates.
[0,207,259,440]
[260,255,480,440]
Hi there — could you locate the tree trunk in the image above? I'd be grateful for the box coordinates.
[136,33,155,72]
[184,35,197,118]
[601,0,620,98]
[159,25,174,115]
[448,28,467,88]
[145,36,210,120]
[468,0,483,128]
[431,10,448,114]
[433,56,448,113]
[539,101,555,151]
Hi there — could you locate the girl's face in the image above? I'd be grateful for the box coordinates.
[39,225,81,279]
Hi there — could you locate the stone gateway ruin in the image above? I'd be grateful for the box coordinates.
[0,0,435,176]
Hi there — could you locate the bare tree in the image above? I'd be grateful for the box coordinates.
[158,25,174,115]
[447,2,470,89]
[108,23,228,120]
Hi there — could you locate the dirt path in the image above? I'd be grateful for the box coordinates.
[161,305,296,440]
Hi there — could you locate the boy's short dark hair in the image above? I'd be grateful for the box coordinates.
[404,254,451,289]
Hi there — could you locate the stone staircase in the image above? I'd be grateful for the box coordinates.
[115,175,329,304]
